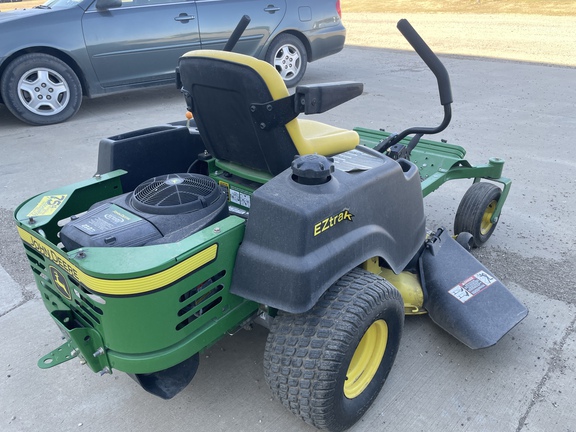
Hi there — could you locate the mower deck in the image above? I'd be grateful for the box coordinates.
[356,127,511,223]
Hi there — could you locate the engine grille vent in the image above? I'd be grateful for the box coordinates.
[131,173,221,215]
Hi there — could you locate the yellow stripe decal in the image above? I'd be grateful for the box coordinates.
[17,227,217,296]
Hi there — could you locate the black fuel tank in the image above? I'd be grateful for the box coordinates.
[231,147,426,313]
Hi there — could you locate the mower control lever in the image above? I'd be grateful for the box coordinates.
[176,15,251,89]
[397,19,452,106]
[375,19,453,155]
[223,15,251,52]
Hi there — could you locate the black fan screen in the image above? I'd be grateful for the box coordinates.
[131,173,221,215]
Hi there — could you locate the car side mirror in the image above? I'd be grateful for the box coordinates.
[96,0,122,10]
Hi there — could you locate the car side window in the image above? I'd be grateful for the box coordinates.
[131,0,189,5]
[106,0,190,9]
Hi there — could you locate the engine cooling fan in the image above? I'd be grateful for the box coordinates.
[131,173,221,215]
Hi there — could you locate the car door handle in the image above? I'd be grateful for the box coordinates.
[264,5,280,13]
[174,14,196,22]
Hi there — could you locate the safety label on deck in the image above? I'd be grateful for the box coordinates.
[448,271,497,303]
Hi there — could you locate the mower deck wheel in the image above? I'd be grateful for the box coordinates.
[454,182,502,247]
[263,267,404,432]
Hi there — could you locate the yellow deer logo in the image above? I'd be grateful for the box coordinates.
[50,267,71,300]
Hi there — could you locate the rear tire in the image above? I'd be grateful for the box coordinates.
[1,53,82,125]
[265,34,307,87]
[263,267,404,432]
[454,182,502,247]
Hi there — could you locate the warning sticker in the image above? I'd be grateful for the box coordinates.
[332,149,386,172]
[448,271,497,303]
[27,194,68,217]
[229,188,251,209]
[218,181,251,209]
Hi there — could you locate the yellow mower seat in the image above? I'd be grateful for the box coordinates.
[178,50,359,175]
[292,119,359,156]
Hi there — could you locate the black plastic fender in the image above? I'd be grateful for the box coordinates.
[230,147,426,313]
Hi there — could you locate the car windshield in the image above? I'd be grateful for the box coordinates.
[37,0,85,9]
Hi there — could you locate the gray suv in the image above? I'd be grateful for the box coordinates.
[0,0,345,125]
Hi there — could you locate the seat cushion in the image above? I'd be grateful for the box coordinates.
[290,119,359,156]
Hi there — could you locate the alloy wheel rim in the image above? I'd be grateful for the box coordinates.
[17,67,70,116]
[273,44,301,80]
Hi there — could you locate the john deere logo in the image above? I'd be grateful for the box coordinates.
[50,266,71,300]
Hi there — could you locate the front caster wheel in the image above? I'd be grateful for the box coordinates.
[263,267,404,432]
[454,182,502,247]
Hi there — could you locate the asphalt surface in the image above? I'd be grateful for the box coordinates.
[1,36,576,432]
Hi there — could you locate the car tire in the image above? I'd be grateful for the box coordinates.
[265,34,307,88]
[263,267,404,432]
[1,53,82,125]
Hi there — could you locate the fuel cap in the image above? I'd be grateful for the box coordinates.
[291,154,334,185]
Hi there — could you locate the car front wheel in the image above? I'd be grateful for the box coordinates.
[266,34,307,88]
[1,53,82,125]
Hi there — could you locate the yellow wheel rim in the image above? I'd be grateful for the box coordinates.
[480,200,497,236]
[344,319,388,399]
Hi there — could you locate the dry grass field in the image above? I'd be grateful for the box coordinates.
[341,0,576,15]
[0,0,38,12]
[341,4,576,67]
[2,0,576,14]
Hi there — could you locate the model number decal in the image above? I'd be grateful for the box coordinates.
[27,194,67,217]
[314,209,354,236]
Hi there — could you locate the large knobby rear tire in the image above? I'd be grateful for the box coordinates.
[1,53,82,125]
[454,182,502,247]
[263,267,404,432]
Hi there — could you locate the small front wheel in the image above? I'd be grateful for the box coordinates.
[263,267,404,432]
[454,182,502,247]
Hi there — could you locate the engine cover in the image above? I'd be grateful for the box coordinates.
[60,173,228,250]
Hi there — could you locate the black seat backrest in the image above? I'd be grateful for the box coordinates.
[178,51,299,176]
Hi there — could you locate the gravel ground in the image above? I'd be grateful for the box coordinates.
[343,12,576,67]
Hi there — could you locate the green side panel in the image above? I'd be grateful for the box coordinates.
[15,177,259,375]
